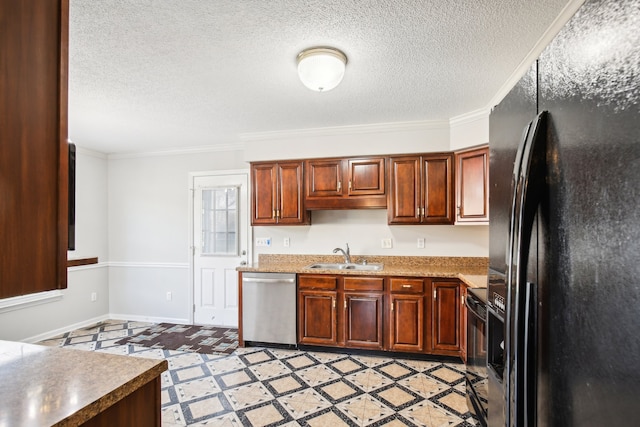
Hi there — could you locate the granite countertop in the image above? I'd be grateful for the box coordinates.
[238,254,488,289]
[0,340,167,427]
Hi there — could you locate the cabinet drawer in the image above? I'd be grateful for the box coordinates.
[299,275,338,290]
[343,277,384,292]
[389,278,424,293]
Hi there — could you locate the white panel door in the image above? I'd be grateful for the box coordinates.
[193,172,249,326]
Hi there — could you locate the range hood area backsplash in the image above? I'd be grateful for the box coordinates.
[251,210,489,262]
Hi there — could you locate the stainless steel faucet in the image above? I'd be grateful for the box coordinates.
[333,243,351,264]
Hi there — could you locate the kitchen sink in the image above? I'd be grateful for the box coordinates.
[305,262,384,271]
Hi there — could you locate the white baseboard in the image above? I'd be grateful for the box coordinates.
[23,314,111,343]
[109,313,190,325]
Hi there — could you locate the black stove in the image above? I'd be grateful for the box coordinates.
[466,287,488,427]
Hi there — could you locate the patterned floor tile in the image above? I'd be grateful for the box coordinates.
[224,382,273,410]
[176,377,221,402]
[398,373,449,398]
[296,364,342,387]
[206,356,247,375]
[376,362,414,380]
[429,366,465,385]
[345,368,394,393]
[39,320,478,427]
[337,394,395,426]
[284,354,317,370]
[437,390,469,415]
[249,359,292,381]
[278,388,331,418]
[317,379,361,403]
[303,408,354,427]
[266,374,306,396]
[184,394,231,422]
[243,403,285,426]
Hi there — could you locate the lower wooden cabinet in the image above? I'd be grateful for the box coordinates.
[298,290,338,345]
[297,274,465,357]
[389,293,424,352]
[344,292,384,350]
[298,275,338,345]
[430,279,462,356]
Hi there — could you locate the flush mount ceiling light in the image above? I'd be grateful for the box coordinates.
[297,47,347,92]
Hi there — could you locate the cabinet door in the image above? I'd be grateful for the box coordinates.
[423,154,454,224]
[455,146,489,223]
[348,158,385,196]
[430,280,461,353]
[1,0,69,298]
[277,161,309,224]
[388,156,421,224]
[389,294,424,352]
[251,163,277,225]
[306,159,343,198]
[298,290,337,345]
[343,292,384,350]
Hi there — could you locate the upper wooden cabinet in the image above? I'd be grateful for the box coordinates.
[305,157,386,209]
[455,145,489,223]
[250,161,310,225]
[388,154,454,224]
[1,0,69,298]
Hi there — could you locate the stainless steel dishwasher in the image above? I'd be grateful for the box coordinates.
[241,272,297,345]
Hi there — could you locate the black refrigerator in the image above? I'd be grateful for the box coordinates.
[486,0,640,426]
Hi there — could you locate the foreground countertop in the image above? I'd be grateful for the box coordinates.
[0,340,167,427]
[238,254,488,289]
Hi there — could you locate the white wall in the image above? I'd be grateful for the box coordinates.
[449,109,490,151]
[253,210,488,260]
[107,150,246,322]
[242,120,451,162]
[0,148,110,342]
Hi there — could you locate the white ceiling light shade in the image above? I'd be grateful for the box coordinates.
[297,47,347,92]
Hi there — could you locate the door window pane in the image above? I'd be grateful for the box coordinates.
[202,187,238,255]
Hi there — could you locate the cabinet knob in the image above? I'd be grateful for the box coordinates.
[337,181,342,192]
[402,284,411,288]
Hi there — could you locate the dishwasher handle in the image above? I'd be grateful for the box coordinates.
[242,277,296,284]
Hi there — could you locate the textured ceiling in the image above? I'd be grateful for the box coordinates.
[69,0,573,154]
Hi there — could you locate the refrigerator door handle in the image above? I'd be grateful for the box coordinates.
[522,281,537,427]
[504,119,534,427]
[510,110,548,427]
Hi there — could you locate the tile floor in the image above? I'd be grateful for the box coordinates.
[39,320,480,427]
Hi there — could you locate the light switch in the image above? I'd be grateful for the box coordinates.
[417,238,425,248]
[381,238,393,249]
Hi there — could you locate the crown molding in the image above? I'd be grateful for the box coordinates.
[74,145,108,159]
[239,119,450,143]
[107,142,245,160]
[489,0,586,109]
[449,108,491,127]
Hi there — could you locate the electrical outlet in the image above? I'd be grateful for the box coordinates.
[255,237,271,247]
[166,291,172,301]
[283,237,290,247]
[417,237,425,248]
[381,238,393,249]
[90,292,97,302]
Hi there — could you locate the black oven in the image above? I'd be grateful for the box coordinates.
[466,287,488,427]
